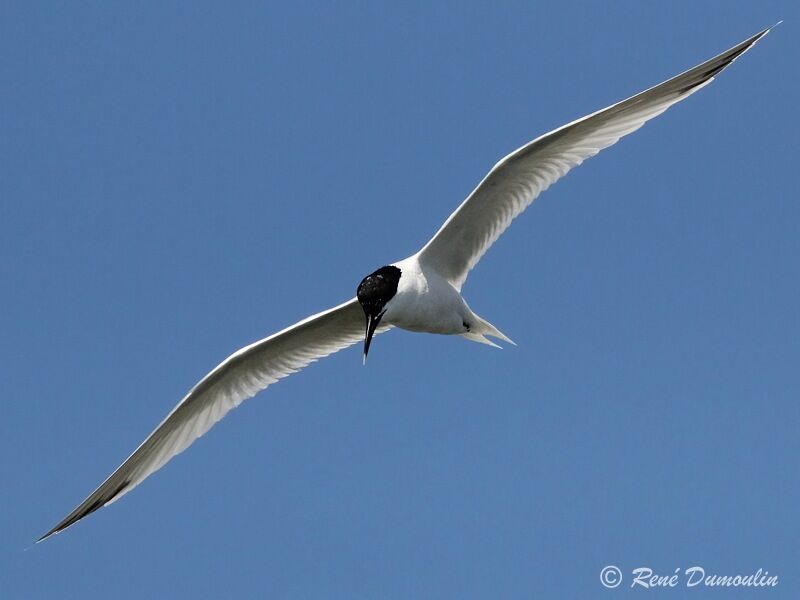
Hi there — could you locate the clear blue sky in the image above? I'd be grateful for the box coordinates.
[2,2,798,598]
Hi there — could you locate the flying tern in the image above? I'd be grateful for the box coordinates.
[40,26,775,541]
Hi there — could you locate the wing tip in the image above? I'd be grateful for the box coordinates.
[673,24,776,96]
[737,23,778,57]
[36,478,131,543]
[716,24,774,66]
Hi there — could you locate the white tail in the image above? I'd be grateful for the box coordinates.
[461,314,516,348]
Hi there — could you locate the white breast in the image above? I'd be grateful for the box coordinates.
[382,256,471,335]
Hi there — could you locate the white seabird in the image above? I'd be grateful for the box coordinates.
[40,25,775,541]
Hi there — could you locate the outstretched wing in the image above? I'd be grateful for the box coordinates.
[418,27,773,290]
[40,297,386,541]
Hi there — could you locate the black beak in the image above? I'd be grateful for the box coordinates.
[363,311,383,364]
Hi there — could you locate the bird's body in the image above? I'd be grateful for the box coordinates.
[383,256,511,344]
[383,258,465,333]
[40,25,776,542]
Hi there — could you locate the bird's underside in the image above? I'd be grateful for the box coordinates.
[39,25,775,542]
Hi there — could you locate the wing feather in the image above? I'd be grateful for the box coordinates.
[418,27,773,290]
[40,297,385,541]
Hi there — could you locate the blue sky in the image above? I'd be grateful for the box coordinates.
[2,2,798,598]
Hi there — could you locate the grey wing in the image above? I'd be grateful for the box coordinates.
[418,26,773,290]
[40,297,384,541]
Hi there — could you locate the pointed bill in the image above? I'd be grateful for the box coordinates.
[363,312,382,364]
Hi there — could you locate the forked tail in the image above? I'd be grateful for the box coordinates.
[461,314,516,348]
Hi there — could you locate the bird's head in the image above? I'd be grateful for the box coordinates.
[356,265,401,363]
